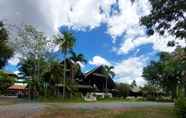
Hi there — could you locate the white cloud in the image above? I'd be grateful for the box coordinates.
[118,33,186,54]
[13,70,20,75]
[8,53,21,65]
[113,56,148,86]
[0,0,117,35]
[1,0,185,86]
[77,61,85,68]
[89,56,111,66]
[106,0,150,39]
[105,0,186,54]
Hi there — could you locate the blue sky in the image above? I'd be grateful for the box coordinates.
[1,0,184,86]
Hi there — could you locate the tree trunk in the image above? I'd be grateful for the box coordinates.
[63,54,66,99]
[171,86,177,100]
[106,78,108,95]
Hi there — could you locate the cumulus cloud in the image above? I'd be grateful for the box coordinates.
[89,56,111,66]
[118,33,186,54]
[1,0,181,54]
[1,0,185,86]
[113,56,148,86]
[105,0,186,54]
[89,55,148,86]
[13,70,20,75]
[106,0,150,39]
[8,53,21,65]
[0,0,117,34]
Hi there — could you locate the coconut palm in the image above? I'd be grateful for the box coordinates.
[69,50,87,80]
[103,65,115,94]
[55,31,76,98]
[70,50,87,64]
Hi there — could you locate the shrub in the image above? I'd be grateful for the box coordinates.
[175,97,186,118]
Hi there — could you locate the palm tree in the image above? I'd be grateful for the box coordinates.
[103,65,115,95]
[55,31,76,98]
[70,50,87,64]
[69,50,87,80]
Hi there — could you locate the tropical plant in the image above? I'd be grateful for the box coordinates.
[55,31,76,98]
[175,97,186,118]
[18,56,49,96]
[103,65,115,94]
[117,83,130,98]
[0,21,13,68]
[0,71,15,95]
[16,25,51,97]
[43,60,64,96]
[143,51,186,99]
[69,50,87,80]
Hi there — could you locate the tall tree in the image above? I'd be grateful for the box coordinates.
[69,50,87,80]
[55,31,76,98]
[141,0,186,39]
[0,22,13,68]
[103,65,115,94]
[143,51,186,99]
[69,50,87,64]
[18,56,49,96]
[16,25,50,97]
[43,60,64,96]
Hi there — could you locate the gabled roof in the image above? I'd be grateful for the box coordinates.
[8,83,27,90]
[84,66,104,78]
[83,66,116,90]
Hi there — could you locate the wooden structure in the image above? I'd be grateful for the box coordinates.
[8,83,27,96]
[55,64,116,95]
[80,66,115,93]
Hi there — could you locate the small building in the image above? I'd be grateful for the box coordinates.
[79,66,116,98]
[82,66,115,92]
[7,79,28,97]
[129,86,142,97]
[55,65,116,98]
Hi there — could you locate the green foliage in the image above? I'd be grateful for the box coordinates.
[117,83,130,98]
[69,50,87,80]
[55,31,76,55]
[55,31,76,98]
[143,49,186,99]
[141,0,186,39]
[0,71,15,95]
[0,21,13,68]
[141,83,163,101]
[175,97,186,118]
[102,65,115,93]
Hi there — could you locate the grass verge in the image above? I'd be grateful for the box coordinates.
[39,106,176,118]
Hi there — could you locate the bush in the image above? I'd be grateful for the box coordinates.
[175,97,186,118]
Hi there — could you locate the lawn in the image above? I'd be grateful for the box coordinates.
[39,107,176,118]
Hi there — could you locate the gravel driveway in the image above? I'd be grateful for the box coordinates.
[0,102,174,118]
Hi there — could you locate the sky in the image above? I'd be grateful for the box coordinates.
[0,0,185,86]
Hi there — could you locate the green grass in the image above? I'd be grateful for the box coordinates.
[115,107,176,118]
[40,106,177,118]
